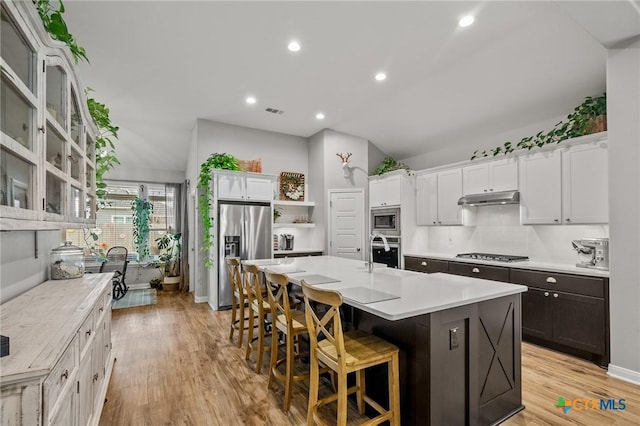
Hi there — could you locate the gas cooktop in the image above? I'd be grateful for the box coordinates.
[455,253,529,263]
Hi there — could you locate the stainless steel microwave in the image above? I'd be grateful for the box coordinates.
[371,207,401,236]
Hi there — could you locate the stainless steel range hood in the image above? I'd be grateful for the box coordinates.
[457,190,520,206]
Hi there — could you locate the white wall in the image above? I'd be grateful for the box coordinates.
[195,119,308,176]
[404,205,609,265]
[401,114,567,170]
[368,141,387,174]
[607,39,640,383]
[0,230,61,303]
[105,165,184,184]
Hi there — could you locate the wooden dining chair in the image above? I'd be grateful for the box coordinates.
[301,279,401,426]
[243,263,271,374]
[264,270,310,411]
[227,257,249,348]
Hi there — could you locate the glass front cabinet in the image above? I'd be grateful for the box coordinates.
[1,1,98,230]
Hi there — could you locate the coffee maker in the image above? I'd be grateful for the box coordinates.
[572,238,609,270]
[280,234,294,251]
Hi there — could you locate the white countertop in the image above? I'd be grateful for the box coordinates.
[244,256,526,321]
[404,252,610,278]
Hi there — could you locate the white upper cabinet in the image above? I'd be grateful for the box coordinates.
[562,141,608,224]
[369,174,402,207]
[462,158,518,195]
[519,150,562,224]
[416,168,463,226]
[245,177,273,201]
[216,171,274,202]
[519,139,608,225]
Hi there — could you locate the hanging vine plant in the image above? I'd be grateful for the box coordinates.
[471,93,607,160]
[34,0,88,63]
[132,197,153,261]
[197,153,241,267]
[86,89,120,202]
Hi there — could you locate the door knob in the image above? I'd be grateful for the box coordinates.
[356,248,361,252]
[472,267,480,273]
[421,261,427,266]
[544,292,549,297]
[546,277,556,284]
[553,293,559,298]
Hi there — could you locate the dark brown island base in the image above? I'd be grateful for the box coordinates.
[353,293,523,426]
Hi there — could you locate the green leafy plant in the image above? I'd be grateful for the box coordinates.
[471,93,607,160]
[131,197,153,261]
[373,156,412,176]
[87,89,120,202]
[274,207,282,222]
[155,232,182,278]
[34,0,88,63]
[197,153,241,267]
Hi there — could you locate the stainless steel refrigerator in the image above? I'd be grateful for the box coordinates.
[217,201,271,309]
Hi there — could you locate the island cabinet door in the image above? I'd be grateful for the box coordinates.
[447,261,510,282]
[521,288,553,340]
[551,291,605,355]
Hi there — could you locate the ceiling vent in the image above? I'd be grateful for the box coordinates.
[265,107,285,115]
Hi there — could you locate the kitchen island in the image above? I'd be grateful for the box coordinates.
[245,256,528,425]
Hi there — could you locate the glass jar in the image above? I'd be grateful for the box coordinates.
[50,241,85,280]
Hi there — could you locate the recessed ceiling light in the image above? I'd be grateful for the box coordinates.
[375,72,387,81]
[459,15,475,27]
[316,112,325,120]
[287,41,301,52]
[246,96,257,105]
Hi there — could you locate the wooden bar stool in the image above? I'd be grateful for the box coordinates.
[301,280,401,426]
[264,270,309,411]
[244,264,271,374]
[227,257,249,348]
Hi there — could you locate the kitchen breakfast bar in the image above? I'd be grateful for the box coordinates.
[245,256,528,425]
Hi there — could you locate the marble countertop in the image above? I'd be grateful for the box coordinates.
[403,252,610,278]
[244,256,526,321]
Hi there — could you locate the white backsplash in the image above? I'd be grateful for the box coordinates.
[405,205,609,265]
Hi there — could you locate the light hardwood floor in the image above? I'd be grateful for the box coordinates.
[100,291,640,425]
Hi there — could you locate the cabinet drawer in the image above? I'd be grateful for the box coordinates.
[448,261,510,282]
[43,335,78,419]
[510,269,604,298]
[79,308,96,355]
[404,256,448,274]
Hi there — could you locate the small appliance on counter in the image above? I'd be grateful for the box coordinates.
[50,241,85,280]
[455,253,529,262]
[572,238,609,270]
[280,234,294,250]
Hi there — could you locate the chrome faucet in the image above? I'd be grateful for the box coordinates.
[368,233,390,273]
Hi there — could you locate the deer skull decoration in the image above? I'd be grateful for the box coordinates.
[336,152,353,178]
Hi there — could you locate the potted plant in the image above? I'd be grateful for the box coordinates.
[155,232,182,291]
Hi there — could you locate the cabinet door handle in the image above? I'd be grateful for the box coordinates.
[421,261,427,266]
[86,329,92,337]
[61,369,69,381]
[99,307,104,312]
[554,219,559,222]
[472,267,480,273]
[553,293,559,298]
[484,189,487,192]
[93,373,99,382]
[433,221,436,224]
[544,292,549,297]
[546,277,557,284]
[438,221,442,224]
[566,218,571,222]
[489,188,493,191]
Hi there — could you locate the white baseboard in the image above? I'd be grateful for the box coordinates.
[194,295,208,303]
[608,364,640,385]
[207,300,219,311]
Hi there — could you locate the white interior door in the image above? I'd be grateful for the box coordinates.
[329,190,365,260]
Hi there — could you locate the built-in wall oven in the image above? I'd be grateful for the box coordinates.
[371,207,401,236]
[371,236,401,269]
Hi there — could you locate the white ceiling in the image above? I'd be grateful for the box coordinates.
[61,1,639,174]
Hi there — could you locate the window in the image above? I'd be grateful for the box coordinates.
[65,180,178,261]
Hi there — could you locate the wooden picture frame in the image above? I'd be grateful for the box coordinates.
[279,172,305,201]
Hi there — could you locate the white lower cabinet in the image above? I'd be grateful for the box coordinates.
[0,274,114,426]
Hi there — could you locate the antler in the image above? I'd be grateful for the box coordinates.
[336,152,353,163]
